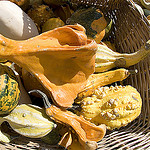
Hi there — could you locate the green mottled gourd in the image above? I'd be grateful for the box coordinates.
[95,40,150,72]
[75,85,142,130]
[1,104,56,138]
[0,63,20,115]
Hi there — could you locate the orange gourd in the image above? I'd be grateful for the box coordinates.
[0,24,97,108]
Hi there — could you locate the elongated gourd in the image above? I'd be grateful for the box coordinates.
[77,68,130,99]
[30,90,106,150]
[75,85,142,130]
[0,24,97,108]
[95,40,150,72]
[2,104,56,138]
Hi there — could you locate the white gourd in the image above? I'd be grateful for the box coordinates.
[0,1,39,40]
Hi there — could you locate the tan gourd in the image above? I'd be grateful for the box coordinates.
[0,24,97,108]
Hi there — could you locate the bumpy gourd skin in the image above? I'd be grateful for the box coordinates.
[75,85,142,130]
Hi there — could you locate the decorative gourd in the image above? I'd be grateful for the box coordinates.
[2,104,56,138]
[67,7,107,43]
[0,1,39,40]
[27,4,55,29]
[77,68,130,99]
[41,127,61,145]
[42,18,65,33]
[9,0,30,11]
[30,90,106,150]
[140,0,150,10]
[67,134,83,150]
[0,24,97,108]
[0,127,11,143]
[75,85,142,130]
[54,4,73,23]
[43,0,68,6]
[0,63,20,115]
[95,41,150,72]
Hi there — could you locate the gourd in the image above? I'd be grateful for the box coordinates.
[95,41,150,73]
[0,127,11,143]
[140,0,150,10]
[0,1,39,40]
[0,24,97,108]
[43,0,68,6]
[77,68,130,99]
[1,104,56,138]
[67,7,107,43]
[29,90,106,150]
[42,18,65,33]
[27,4,55,30]
[75,85,142,130]
[9,0,30,11]
[0,63,20,115]
[54,4,73,23]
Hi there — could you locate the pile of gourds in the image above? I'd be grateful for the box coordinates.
[0,0,149,150]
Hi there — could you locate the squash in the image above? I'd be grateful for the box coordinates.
[95,41,150,72]
[43,0,68,6]
[30,89,106,150]
[27,4,55,30]
[9,0,30,11]
[77,68,130,99]
[67,7,107,43]
[75,85,142,130]
[0,1,39,40]
[41,127,61,145]
[42,18,65,33]
[0,63,20,115]
[140,0,150,10]
[54,4,73,23]
[1,104,56,138]
[0,24,97,108]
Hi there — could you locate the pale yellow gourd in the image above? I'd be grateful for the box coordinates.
[95,41,150,72]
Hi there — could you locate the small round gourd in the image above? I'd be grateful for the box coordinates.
[67,7,107,43]
[42,18,65,33]
[0,63,20,115]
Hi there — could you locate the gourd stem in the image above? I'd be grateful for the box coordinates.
[28,90,51,108]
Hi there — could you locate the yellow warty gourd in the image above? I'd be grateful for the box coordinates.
[75,85,142,130]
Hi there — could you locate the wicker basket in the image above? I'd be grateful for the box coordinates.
[0,0,150,149]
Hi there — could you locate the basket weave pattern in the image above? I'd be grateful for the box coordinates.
[0,0,150,149]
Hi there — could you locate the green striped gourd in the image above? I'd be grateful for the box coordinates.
[0,63,20,115]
